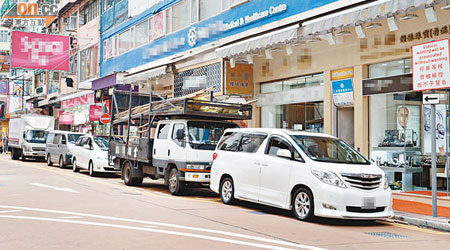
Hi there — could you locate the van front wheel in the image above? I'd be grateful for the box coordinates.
[292,188,315,221]
[220,177,235,205]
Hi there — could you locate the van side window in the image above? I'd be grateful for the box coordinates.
[238,133,267,153]
[53,134,61,144]
[219,132,242,151]
[75,137,83,146]
[61,135,67,145]
[266,138,290,157]
[47,133,55,144]
[157,124,170,139]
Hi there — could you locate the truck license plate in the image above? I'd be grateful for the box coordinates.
[362,197,376,209]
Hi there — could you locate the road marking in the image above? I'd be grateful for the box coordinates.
[0,210,22,214]
[0,215,325,250]
[31,183,79,193]
[0,205,325,250]
[380,221,449,235]
[58,216,83,219]
[144,225,158,228]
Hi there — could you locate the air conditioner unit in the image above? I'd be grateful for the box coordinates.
[35,85,46,96]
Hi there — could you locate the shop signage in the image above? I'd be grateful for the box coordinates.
[363,74,412,96]
[225,62,253,96]
[61,93,95,109]
[58,111,74,125]
[331,68,354,81]
[401,25,450,43]
[332,78,354,106]
[89,105,102,122]
[412,39,450,91]
[224,4,287,31]
[0,64,10,71]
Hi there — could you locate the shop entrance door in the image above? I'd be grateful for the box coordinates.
[337,107,354,147]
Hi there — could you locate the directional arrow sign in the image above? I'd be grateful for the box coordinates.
[423,94,440,105]
[31,183,79,193]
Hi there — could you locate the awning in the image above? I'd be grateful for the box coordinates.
[59,90,94,102]
[122,65,168,84]
[215,24,299,58]
[302,0,432,36]
[37,96,58,107]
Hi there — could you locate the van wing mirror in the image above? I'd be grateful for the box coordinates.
[176,129,185,140]
[23,132,26,139]
[276,149,292,159]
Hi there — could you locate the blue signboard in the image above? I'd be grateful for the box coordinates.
[332,78,354,106]
[100,0,337,77]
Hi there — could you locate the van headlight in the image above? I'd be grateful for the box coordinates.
[384,174,390,189]
[311,168,347,188]
[185,164,209,170]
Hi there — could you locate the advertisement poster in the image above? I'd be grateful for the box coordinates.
[424,104,447,154]
[396,105,421,147]
[226,62,253,96]
[11,31,69,71]
[7,80,23,113]
[331,78,354,106]
[59,111,74,125]
[151,12,164,39]
[89,105,102,122]
[61,93,95,109]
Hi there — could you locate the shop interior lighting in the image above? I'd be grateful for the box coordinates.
[399,6,418,20]
[326,30,336,45]
[386,13,398,31]
[286,43,293,55]
[424,4,437,23]
[365,18,382,29]
[246,54,254,64]
[335,25,351,37]
[265,49,273,59]
[354,22,366,39]
[441,0,450,10]
[230,58,236,68]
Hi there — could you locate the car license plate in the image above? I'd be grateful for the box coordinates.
[362,197,376,209]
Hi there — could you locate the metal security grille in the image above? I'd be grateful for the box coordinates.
[174,62,222,97]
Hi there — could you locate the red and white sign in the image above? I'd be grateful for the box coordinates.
[100,113,111,124]
[412,39,450,91]
[89,105,102,122]
[11,31,69,71]
[59,111,74,125]
[61,93,95,109]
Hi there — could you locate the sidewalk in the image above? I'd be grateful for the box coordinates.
[391,191,450,232]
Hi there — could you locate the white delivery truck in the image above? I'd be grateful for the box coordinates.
[108,91,252,195]
[9,114,55,161]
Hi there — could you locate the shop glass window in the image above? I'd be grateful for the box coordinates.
[260,81,282,94]
[199,0,221,20]
[191,0,199,23]
[0,30,9,42]
[69,12,77,30]
[369,58,412,78]
[103,0,114,12]
[69,54,78,73]
[80,47,92,81]
[261,102,323,132]
[260,74,323,94]
[48,72,59,94]
[370,92,423,166]
[135,20,149,47]
[238,133,267,153]
[172,0,190,32]
[157,124,170,139]
[118,28,132,54]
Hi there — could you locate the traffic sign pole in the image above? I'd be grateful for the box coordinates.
[431,103,437,217]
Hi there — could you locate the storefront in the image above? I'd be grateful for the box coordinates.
[57,91,95,133]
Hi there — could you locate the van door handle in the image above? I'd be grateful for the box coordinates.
[168,149,170,156]
[261,162,268,167]
[153,148,156,155]
[254,161,261,166]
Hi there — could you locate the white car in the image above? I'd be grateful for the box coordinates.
[72,135,118,176]
[210,128,393,221]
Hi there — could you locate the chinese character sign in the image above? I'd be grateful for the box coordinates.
[332,78,354,106]
[412,39,450,91]
[11,31,69,71]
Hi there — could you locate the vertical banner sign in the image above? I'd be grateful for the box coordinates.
[11,31,70,71]
[412,39,450,91]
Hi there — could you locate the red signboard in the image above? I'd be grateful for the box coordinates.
[89,105,102,121]
[61,93,95,109]
[100,114,111,124]
[59,111,74,125]
[11,31,69,71]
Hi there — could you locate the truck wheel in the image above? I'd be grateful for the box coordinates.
[47,154,53,166]
[11,149,19,160]
[59,156,65,168]
[21,151,26,161]
[168,168,184,195]
[72,158,79,173]
[123,161,143,186]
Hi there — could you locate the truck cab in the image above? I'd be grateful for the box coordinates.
[153,119,238,193]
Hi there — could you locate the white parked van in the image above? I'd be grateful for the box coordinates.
[46,131,85,167]
[210,128,393,221]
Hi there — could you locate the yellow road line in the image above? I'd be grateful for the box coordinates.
[0,158,221,205]
[380,221,450,235]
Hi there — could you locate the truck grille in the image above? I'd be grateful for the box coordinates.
[340,173,382,190]
[32,147,45,152]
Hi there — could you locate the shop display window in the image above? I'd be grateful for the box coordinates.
[369,58,411,78]
[261,102,323,132]
[260,73,323,94]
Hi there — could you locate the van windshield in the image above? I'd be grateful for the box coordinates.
[290,135,370,165]
[94,136,109,151]
[187,121,238,150]
[67,134,82,144]
[26,130,48,144]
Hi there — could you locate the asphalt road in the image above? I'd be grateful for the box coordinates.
[0,154,449,250]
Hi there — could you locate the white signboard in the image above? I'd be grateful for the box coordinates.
[423,93,440,104]
[412,39,450,91]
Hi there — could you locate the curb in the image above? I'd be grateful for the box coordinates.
[392,214,450,232]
